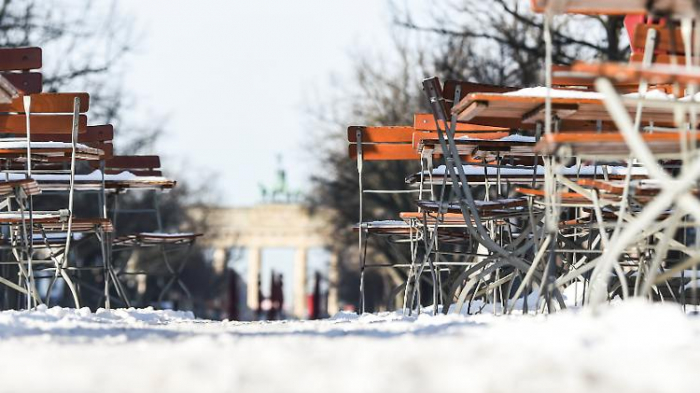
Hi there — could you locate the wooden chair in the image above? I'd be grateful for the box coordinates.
[104,155,201,306]
[530,0,693,17]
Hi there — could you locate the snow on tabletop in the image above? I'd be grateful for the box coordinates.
[365,220,409,227]
[430,164,648,177]
[500,86,674,101]
[0,212,61,220]
[419,198,524,208]
[138,232,198,237]
[1,170,169,182]
[0,301,698,393]
[0,141,95,150]
[455,134,536,143]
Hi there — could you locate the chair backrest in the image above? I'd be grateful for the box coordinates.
[348,126,418,161]
[413,113,506,132]
[0,93,89,135]
[629,23,695,64]
[348,112,512,161]
[92,155,162,177]
[530,0,691,16]
[0,47,42,94]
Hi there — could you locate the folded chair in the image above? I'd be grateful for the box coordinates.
[105,155,202,306]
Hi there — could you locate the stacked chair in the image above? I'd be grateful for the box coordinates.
[349,0,700,315]
[0,47,201,310]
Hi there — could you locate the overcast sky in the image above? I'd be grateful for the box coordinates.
[118,0,396,206]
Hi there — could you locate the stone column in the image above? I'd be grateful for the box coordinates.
[293,247,308,318]
[212,248,228,275]
[246,246,262,311]
[327,252,340,315]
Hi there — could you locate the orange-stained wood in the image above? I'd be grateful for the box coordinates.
[535,131,700,155]
[530,0,692,15]
[1,72,42,94]
[572,61,699,87]
[452,92,672,130]
[0,114,87,134]
[630,53,694,64]
[552,64,642,91]
[577,179,626,195]
[413,113,507,132]
[0,93,89,113]
[105,155,161,169]
[91,143,113,159]
[32,124,113,142]
[516,187,586,200]
[398,212,474,226]
[104,169,163,177]
[412,131,511,150]
[441,80,518,112]
[349,144,419,161]
[633,24,691,57]
[347,126,414,143]
[0,48,42,71]
[84,124,114,142]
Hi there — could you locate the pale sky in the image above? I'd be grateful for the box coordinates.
[118,0,395,206]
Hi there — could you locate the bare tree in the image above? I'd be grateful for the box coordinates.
[393,0,629,85]
[0,0,218,314]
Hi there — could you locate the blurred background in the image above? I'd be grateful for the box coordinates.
[3,0,631,319]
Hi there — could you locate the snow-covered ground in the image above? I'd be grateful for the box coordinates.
[0,301,697,393]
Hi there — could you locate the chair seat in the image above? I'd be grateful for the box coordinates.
[114,232,202,246]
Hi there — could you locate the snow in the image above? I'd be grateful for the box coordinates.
[0,211,62,220]
[0,302,697,392]
[455,134,536,143]
[502,86,674,101]
[0,140,95,151]
[504,86,605,99]
[138,232,199,237]
[419,198,525,209]
[430,164,649,176]
[363,220,409,227]
[1,169,168,183]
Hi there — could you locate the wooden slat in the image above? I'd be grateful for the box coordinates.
[2,163,64,171]
[0,93,89,113]
[535,131,700,155]
[31,124,113,143]
[413,113,507,132]
[522,103,579,124]
[633,24,691,56]
[91,143,113,159]
[0,48,42,71]
[412,131,511,150]
[442,80,518,112]
[443,80,517,98]
[105,155,161,169]
[530,0,693,16]
[84,124,114,142]
[104,169,163,177]
[571,61,700,86]
[348,144,418,161]
[452,92,675,130]
[630,52,693,64]
[0,114,87,134]
[1,72,42,94]
[347,126,414,143]
[551,64,644,91]
[516,187,597,204]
